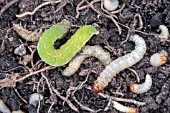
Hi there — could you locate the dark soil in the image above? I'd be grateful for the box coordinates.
[0,0,170,113]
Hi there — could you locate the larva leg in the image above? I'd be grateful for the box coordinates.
[37,19,99,66]
[92,34,147,93]
[62,45,112,76]
[130,74,152,94]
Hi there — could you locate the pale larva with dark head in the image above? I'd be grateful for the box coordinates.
[92,34,147,93]
[62,45,112,76]
[130,74,152,94]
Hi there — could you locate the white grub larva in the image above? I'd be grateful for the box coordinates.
[112,101,138,113]
[150,50,167,67]
[13,23,41,42]
[158,25,169,42]
[12,110,25,113]
[92,34,146,93]
[103,0,119,11]
[62,45,112,76]
[29,93,44,106]
[130,74,152,94]
[0,99,11,113]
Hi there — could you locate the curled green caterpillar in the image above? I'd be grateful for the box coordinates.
[37,19,99,66]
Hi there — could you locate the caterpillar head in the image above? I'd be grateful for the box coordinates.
[92,81,104,93]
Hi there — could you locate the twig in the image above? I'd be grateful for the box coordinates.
[0,66,26,73]
[15,66,55,82]
[14,88,28,104]
[0,0,19,17]
[110,91,125,96]
[104,98,112,111]
[76,0,122,35]
[76,0,88,18]
[48,101,54,113]
[86,86,146,106]
[98,92,146,106]
[128,67,140,83]
[27,46,37,68]
[41,72,53,94]
[133,13,143,30]
[52,87,79,112]
[16,0,61,18]
[72,94,100,112]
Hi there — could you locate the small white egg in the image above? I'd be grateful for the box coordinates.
[103,0,119,11]
[29,93,44,106]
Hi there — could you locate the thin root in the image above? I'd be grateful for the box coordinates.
[0,0,19,17]
[52,87,79,112]
[128,67,140,83]
[16,0,61,18]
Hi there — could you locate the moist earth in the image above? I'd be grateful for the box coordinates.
[0,0,170,113]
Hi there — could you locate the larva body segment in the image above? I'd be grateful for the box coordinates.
[62,45,112,76]
[130,74,152,94]
[37,19,99,66]
[13,24,41,42]
[92,34,147,93]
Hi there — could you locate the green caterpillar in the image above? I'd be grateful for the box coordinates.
[37,19,99,66]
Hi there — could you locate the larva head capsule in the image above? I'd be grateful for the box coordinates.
[92,81,104,93]
[130,84,137,93]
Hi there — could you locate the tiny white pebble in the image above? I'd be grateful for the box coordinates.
[158,25,169,42]
[29,93,43,106]
[103,0,119,11]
